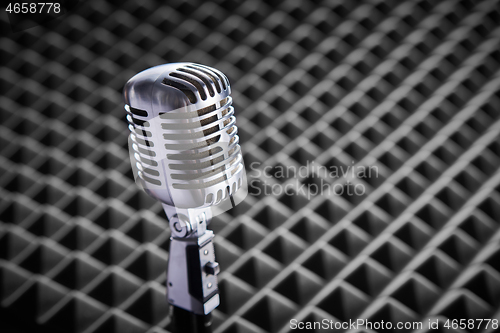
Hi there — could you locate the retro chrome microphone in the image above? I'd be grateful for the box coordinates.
[123,63,247,316]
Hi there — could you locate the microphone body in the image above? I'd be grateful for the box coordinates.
[123,63,246,315]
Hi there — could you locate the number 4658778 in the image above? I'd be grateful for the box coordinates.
[444,319,499,330]
[6,3,61,14]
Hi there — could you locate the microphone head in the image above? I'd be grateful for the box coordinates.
[124,63,247,214]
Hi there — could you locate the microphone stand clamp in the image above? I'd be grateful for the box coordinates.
[163,204,220,315]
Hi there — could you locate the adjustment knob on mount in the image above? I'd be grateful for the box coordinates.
[204,262,220,275]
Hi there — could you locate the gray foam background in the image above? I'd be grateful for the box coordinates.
[1,0,500,332]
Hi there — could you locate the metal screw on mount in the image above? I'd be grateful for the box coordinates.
[169,214,193,238]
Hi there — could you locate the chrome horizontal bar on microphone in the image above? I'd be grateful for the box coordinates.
[158,97,231,122]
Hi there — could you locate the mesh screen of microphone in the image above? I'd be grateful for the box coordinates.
[124,63,248,218]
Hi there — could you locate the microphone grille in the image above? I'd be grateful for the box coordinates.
[160,65,244,205]
[126,106,162,187]
[161,64,228,104]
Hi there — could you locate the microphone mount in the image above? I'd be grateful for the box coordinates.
[163,205,220,315]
